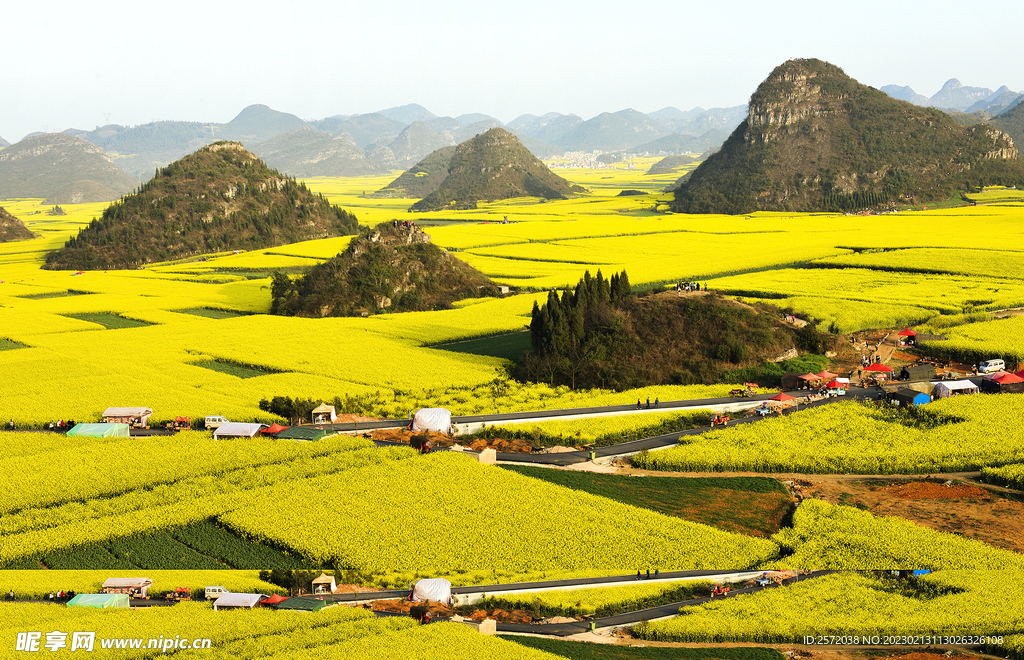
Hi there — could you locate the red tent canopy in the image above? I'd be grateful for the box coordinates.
[261,423,289,435]
[897,329,917,336]
[797,373,820,381]
[993,373,1024,384]
[864,363,894,372]
[768,392,797,401]
[1014,370,1024,379]
[816,370,838,380]
[263,594,289,604]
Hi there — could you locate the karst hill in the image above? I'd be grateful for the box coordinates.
[0,207,35,242]
[271,221,499,317]
[674,58,1024,214]
[44,142,359,270]
[410,128,584,211]
[0,133,137,204]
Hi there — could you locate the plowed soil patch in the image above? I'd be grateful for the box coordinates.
[888,482,991,499]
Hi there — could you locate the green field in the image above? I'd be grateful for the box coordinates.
[500,466,792,537]
[430,329,532,362]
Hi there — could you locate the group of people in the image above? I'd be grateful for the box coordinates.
[392,219,417,231]
[47,419,77,432]
[675,281,706,295]
[46,590,77,603]
[636,397,659,409]
[636,569,660,580]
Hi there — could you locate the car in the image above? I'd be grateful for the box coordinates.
[978,359,1005,374]
[204,586,228,601]
[204,415,228,430]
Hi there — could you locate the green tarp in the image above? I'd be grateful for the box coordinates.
[275,597,327,612]
[66,593,130,609]
[275,427,327,442]
[66,423,130,438]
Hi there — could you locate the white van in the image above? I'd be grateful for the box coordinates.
[204,586,228,601]
[978,359,1005,374]
[204,415,229,430]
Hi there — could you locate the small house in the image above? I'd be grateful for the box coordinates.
[311,573,337,595]
[900,364,937,382]
[890,388,931,407]
[102,577,153,598]
[311,403,337,424]
[102,407,153,428]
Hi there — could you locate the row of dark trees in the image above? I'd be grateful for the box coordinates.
[516,270,633,388]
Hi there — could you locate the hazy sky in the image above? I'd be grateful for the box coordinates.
[3,0,1021,143]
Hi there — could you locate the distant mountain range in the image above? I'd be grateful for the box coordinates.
[0,133,138,203]
[881,79,1022,115]
[31,102,749,182]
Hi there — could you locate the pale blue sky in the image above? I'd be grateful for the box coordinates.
[2,0,1021,142]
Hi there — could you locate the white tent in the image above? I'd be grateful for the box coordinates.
[312,403,337,424]
[213,593,268,610]
[102,407,153,427]
[411,578,452,604]
[933,380,979,398]
[409,408,453,434]
[213,422,267,439]
[311,573,336,595]
[101,577,153,598]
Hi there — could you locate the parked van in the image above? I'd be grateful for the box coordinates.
[204,586,229,601]
[204,415,229,430]
[978,359,1005,374]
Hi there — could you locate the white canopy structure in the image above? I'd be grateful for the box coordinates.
[410,408,453,434]
[101,407,153,427]
[312,573,337,595]
[932,380,979,398]
[311,403,337,424]
[213,593,268,610]
[102,577,153,598]
[411,578,452,604]
[213,422,267,439]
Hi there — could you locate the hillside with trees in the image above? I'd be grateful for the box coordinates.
[0,133,137,203]
[674,59,1024,214]
[991,101,1024,148]
[373,146,457,198]
[411,128,583,211]
[0,207,35,242]
[515,271,828,390]
[271,221,497,317]
[44,142,358,270]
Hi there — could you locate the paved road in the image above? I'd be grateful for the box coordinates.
[493,570,835,635]
[318,569,760,604]
[427,386,888,466]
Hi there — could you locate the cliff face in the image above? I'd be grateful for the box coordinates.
[674,58,1024,214]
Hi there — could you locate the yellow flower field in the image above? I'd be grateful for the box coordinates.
[635,570,1024,642]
